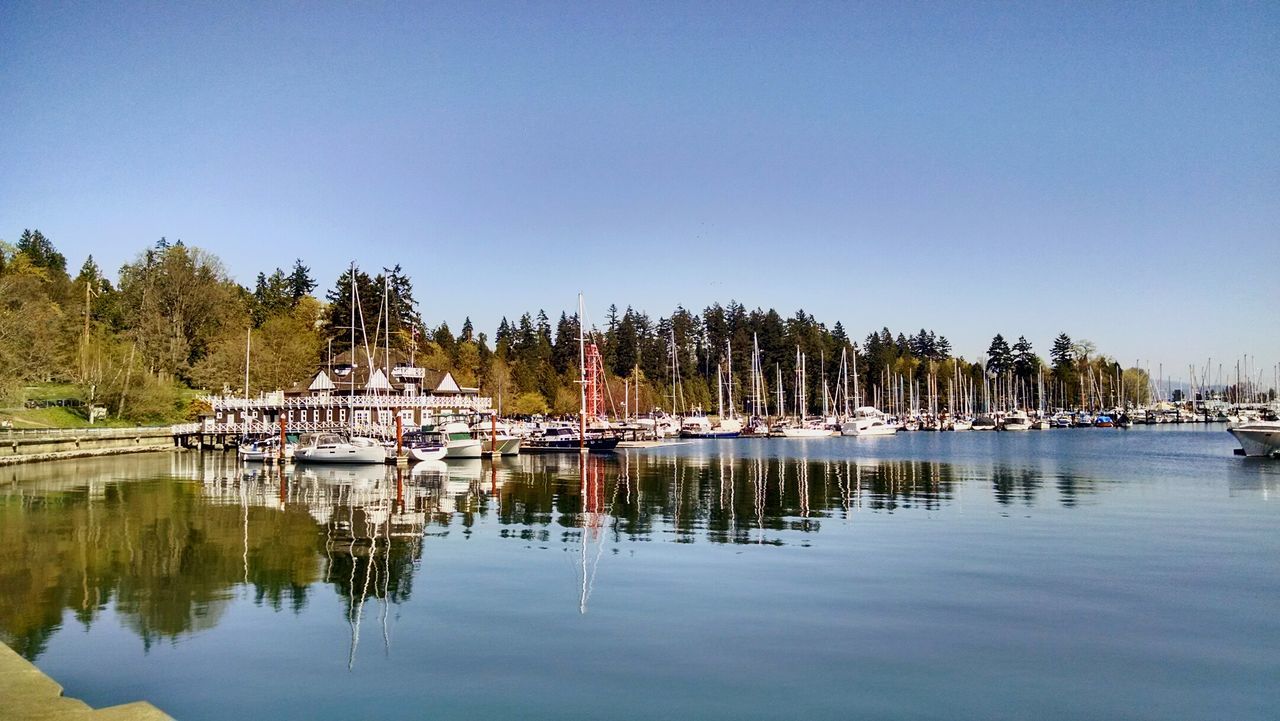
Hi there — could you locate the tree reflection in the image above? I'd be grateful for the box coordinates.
[0,448,1101,660]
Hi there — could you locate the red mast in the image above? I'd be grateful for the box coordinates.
[585,342,604,420]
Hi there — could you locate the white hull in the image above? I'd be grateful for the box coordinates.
[239,445,294,462]
[781,427,835,438]
[1003,423,1031,431]
[845,424,898,437]
[295,444,386,464]
[445,439,483,459]
[1228,423,1280,457]
[482,437,522,456]
[951,421,972,431]
[408,446,447,462]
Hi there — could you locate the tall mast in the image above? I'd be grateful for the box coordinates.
[384,272,391,395]
[578,293,587,451]
[244,327,251,402]
[349,261,356,430]
[727,340,734,418]
[777,363,784,420]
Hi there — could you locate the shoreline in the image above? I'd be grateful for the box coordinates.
[0,643,172,720]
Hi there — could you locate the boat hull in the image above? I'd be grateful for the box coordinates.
[1228,425,1280,457]
[522,437,621,453]
[482,437,522,456]
[408,446,447,462]
[295,446,386,464]
[844,425,898,437]
[445,439,483,459]
[781,427,835,438]
[679,430,742,439]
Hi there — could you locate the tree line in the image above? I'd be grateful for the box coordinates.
[0,230,1151,423]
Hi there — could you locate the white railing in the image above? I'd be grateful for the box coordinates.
[207,394,492,412]
[5,426,175,439]
[190,421,404,439]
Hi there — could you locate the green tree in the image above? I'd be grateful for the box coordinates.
[986,334,1013,375]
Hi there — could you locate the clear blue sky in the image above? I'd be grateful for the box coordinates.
[2,2,1276,376]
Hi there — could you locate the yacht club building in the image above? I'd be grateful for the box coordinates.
[203,351,491,436]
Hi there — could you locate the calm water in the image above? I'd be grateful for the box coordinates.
[2,427,1277,720]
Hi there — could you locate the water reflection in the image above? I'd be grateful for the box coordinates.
[0,450,1106,662]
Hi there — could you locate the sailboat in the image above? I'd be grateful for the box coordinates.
[680,345,742,438]
[781,348,835,437]
[295,261,387,465]
[525,294,621,453]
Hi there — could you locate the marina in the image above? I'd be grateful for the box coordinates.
[2,3,1277,719]
[1,427,1277,720]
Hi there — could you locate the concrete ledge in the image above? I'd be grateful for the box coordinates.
[0,444,174,467]
[0,644,172,720]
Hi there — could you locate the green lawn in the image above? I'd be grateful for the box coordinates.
[2,382,201,429]
[0,406,137,429]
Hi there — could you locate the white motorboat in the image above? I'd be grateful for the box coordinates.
[441,420,483,458]
[294,432,387,464]
[238,436,294,462]
[1002,410,1031,431]
[1228,419,1280,458]
[470,418,522,456]
[841,407,899,437]
[679,415,743,438]
[405,429,448,462]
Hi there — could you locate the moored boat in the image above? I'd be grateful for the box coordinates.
[440,420,483,458]
[522,425,620,453]
[1228,417,1280,457]
[238,436,294,462]
[1001,410,1031,431]
[294,432,387,464]
[842,407,899,436]
[404,429,447,462]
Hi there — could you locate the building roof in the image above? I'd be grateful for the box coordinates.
[305,347,477,396]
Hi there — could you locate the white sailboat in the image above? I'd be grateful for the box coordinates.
[295,261,387,465]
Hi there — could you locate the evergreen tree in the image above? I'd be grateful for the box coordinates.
[286,259,316,305]
[986,334,1013,374]
[1012,336,1035,379]
[1050,333,1074,371]
[936,335,952,359]
[324,266,377,354]
[16,229,66,276]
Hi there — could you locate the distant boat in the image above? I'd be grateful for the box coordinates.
[1001,410,1031,431]
[971,415,997,431]
[841,407,898,436]
[679,414,742,439]
[1094,415,1115,428]
[238,436,293,462]
[781,422,835,438]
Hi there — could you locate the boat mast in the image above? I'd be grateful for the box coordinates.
[579,292,587,452]
[727,340,734,418]
[244,326,251,403]
[349,261,356,432]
